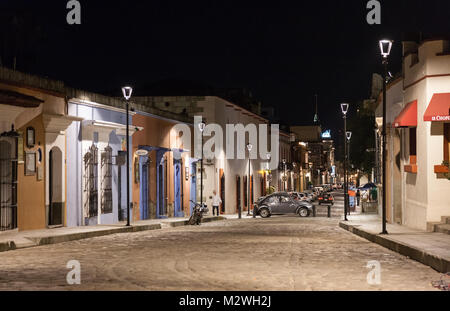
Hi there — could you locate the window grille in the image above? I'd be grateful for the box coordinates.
[0,135,18,231]
[84,144,98,217]
[101,146,113,214]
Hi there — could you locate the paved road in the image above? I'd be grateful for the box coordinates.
[0,193,442,291]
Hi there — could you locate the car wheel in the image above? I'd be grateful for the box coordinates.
[298,208,309,217]
[259,208,270,218]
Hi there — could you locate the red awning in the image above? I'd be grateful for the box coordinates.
[394,100,417,128]
[424,93,450,122]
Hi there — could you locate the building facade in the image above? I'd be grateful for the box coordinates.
[382,39,450,230]
[0,67,80,231]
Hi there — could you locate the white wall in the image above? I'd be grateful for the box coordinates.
[402,40,450,230]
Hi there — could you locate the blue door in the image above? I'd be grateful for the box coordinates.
[139,155,149,220]
[189,162,197,216]
[173,159,183,217]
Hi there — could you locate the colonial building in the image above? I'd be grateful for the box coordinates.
[380,39,450,231]
[131,111,194,220]
[133,95,271,215]
[0,67,81,231]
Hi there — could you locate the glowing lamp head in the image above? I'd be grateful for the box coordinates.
[346,131,352,141]
[122,86,133,100]
[379,39,393,58]
[198,122,206,133]
[246,143,253,152]
[340,103,350,116]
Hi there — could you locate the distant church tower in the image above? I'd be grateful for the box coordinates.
[313,94,320,124]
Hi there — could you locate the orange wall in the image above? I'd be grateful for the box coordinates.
[132,114,193,218]
[17,115,46,231]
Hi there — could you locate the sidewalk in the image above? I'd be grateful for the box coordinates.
[340,214,450,273]
[0,215,226,253]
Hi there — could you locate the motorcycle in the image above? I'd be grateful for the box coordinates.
[188,200,209,225]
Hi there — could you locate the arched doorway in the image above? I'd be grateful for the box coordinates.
[189,161,197,216]
[0,137,18,231]
[173,158,183,217]
[235,175,241,213]
[219,169,225,214]
[49,146,63,226]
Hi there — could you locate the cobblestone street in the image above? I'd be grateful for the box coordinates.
[0,211,442,291]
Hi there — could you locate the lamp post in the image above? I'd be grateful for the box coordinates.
[122,86,133,226]
[198,121,206,208]
[346,131,352,215]
[246,143,253,216]
[340,103,349,221]
[282,159,287,191]
[379,39,392,235]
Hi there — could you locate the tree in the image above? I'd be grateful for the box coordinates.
[347,103,376,177]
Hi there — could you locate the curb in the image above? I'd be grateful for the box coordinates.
[0,241,16,252]
[339,221,450,273]
[0,216,226,253]
[28,224,163,246]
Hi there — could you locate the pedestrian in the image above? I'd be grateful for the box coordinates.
[356,189,361,206]
[212,190,222,216]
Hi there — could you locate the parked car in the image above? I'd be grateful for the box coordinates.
[303,189,317,201]
[318,193,334,205]
[314,187,324,195]
[290,192,312,203]
[254,192,313,218]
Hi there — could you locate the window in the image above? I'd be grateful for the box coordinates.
[445,123,450,162]
[280,196,291,203]
[409,128,417,156]
[243,176,247,208]
[84,144,98,217]
[101,146,113,214]
[265,196,278,204]
[405,127,418,173]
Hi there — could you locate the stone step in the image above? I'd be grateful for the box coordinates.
[435,224,450,235]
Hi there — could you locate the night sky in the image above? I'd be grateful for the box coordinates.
[1,0,450,134]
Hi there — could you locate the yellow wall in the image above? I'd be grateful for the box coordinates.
[17,115,46,231]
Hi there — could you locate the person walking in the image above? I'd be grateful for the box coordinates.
[356,189,361,207]
[212,190,222,216]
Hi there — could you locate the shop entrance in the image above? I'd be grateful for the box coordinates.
[0,134,18,231]
[49,146,64,226]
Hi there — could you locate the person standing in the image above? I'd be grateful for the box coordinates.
[212,190,222,216]
[356,189,361,206]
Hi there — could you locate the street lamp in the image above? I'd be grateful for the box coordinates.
[340,103,350,221]
[246,143,253,217]
[122,86,133,226]
[282,159,287,192]
[346,131,352,216]
[198,121,206,209]
[379,39,392,235]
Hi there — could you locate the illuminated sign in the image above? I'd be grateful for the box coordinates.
[321,130,331,139]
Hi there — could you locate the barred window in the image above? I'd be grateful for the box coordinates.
[101,146,113,214]
[84,144,98,217]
